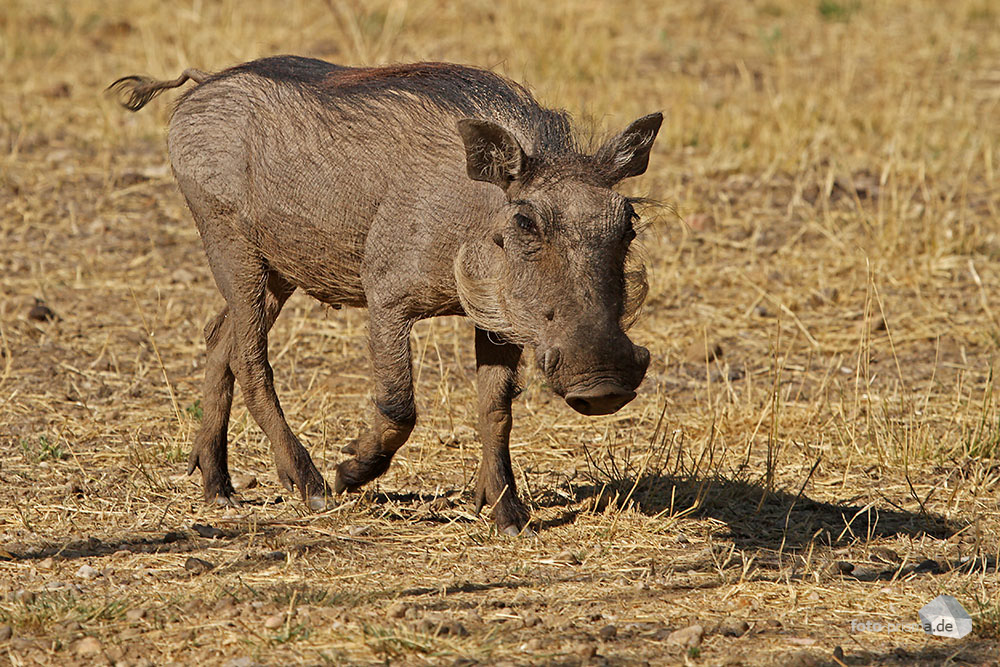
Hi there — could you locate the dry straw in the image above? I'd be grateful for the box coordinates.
[0,0,997,664]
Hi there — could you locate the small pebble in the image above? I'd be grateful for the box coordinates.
[37,557,55,570]
[555,551,580,565]
[170,268,196,284]
[598,624,617,640]
[872,547,900,563]
[786,637,817,646]
[10,638,33,651]
[667,624,703,648]
[833,646,845,661]
[443,620,469,637]
[709,366,744,382]
[387,602,409,619]
[850,566,883,581]
[418,615,468,636]
[192,523,223,539]
[783,650,819,667]
[125,608,147,623]
[522,637,543,652]
[686,213,716,233]
[184,599,206,614]
[28,299,57,322]
[232,473,258,490]
[214,597,235,611]
[717,618,749,637]
[834,561,854,575]
[683,340,723,364]
[263,613,285,630]
[0,625,11,641]
[42,581,73,592]
[76,564,100,580]
[223,658,260,667]
[74,636,102,656]
[522,613,541,628]
[586,488,617,513]
[807,288,839,307]
[184,557,215,574]
[347,525,370,537]
[428,496,451,512]
[762,619,783,632]
[13,589,35,604]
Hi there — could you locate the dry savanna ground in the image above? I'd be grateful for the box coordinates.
[2,0,999,665]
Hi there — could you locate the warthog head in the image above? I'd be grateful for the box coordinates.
[455,113,661,415]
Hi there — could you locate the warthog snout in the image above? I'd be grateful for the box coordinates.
[540,342,650,415]
[565,384,637,416]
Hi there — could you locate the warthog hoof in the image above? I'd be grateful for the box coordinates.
[210,494,240,508]
[306,495,333,512]
[334,452,394,493]
[502,524,535,538]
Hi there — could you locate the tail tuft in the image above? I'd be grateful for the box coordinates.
[106,69,209,112]
[107,75,167,112]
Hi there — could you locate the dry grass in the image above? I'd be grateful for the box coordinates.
[1,0,999,664]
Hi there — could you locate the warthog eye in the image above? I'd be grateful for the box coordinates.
[514,213,538,235]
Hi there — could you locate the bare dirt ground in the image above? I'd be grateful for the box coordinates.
[1,1,999,665]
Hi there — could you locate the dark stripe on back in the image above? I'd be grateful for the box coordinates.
[210,56,575,154]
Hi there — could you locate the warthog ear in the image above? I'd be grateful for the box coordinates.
[595,112,663,183]
[457,119,527,190]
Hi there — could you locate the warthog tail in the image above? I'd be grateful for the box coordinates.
[107,68,209,112]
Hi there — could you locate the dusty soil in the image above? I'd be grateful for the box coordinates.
[1,0,998,665]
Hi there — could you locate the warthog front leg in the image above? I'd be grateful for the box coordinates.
[334,310,416,492]
[473,327,530,535]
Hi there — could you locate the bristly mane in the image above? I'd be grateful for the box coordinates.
[202,56,578,157]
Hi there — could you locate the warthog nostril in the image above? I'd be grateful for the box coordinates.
[634,345,650,371]
[542,348,560,376]
[565,384,636,416]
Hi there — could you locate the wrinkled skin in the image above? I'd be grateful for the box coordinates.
[111,56,660,534]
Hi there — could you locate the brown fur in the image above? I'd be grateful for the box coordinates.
[111,56,661,532]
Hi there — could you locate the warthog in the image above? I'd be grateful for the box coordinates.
[110,56,660,535]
